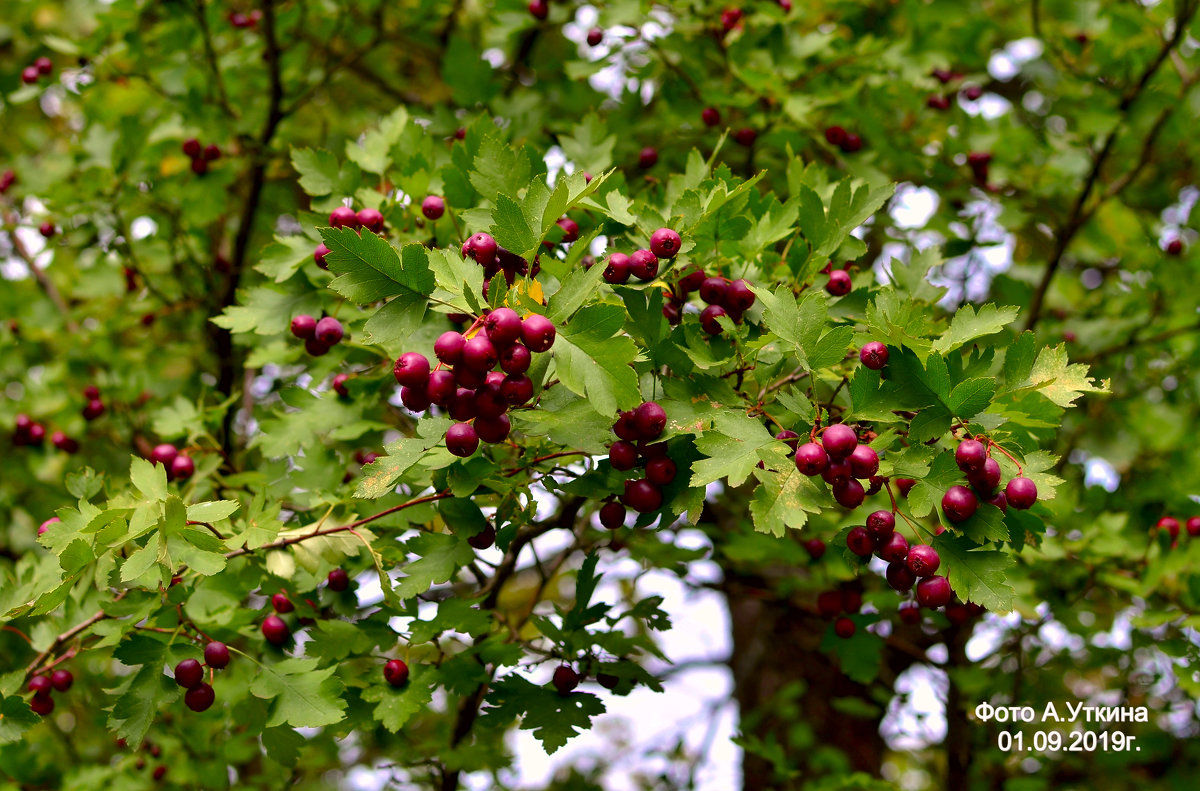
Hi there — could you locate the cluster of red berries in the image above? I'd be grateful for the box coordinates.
[228,8,262,27]
[845,511,956,607]
[1153,516,1200,548]
[312,205,387,269]
[600,228,680,287]
[82,384,106,421]
[26,667,73,716]
[290,314,345,356]
[816,586,864,639]
[823,262,853,296]
[460,231,542,289]
[261,569,351,646]
[394,309,556,456]
[20,56,53,86]
[941,438,1038,522]
[667,268,756,334]
[173,641,230,712]
[823,126,864,153]
[11,413,79,454]
[181,138,221,175]
[149,442,195,482]
[599,401,673,522]
[793,424,882,509]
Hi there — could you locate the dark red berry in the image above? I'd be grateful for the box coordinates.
[649,229,682,259]
[28,675,52,694]
[461,335,499,372]
[182,138,202,158]
[817,590,842,618]
[329,206,359,229]
[468,523,497,549]
[701,107,721,127]
[906,544,940,577]
[834,617,856,639]
[895,478,916,497]
[151,443,178,470]
[942,485,978,522]
[726,279,755,313]
[699,304,728,334]
[435,331,466,365]
[841,133,863,152]
[500,374,534,406]
[422,196,445,220]
[865,510,895,540]
[968,457,1002,493]
[988,491,1008,512]
[171,455,195,481]
[698,277,728,305]
[174,659,204,689]
[400,385,431,413]
[485,308,523,347]
[613,411,640,441]
[203,144,221,162]
[521,314,556,352]
[645,457,677,486]
[315,317,344,346]
[638,147,658,169]
[1166,238,1184,256]
[291,314,317,339]
[528,0,548,19]
[1005,477,1038,509]
[916,576,953,608]
[446,422,479,457]
[878,531,910,563]
[633,402,667,439]
[859,342,889,370]
[886,561,917,591]
[272,593,294,613]
[327,568,350,591]
[556,217,579,243]
[822,459,852,484]
[846,526,873,556]
[848,444,879,479]
[622,479,663,513]
[898,603,921,624]
[552,665,580,696]
[384,659,410,687]
[609,441,638,471]
[1187,517,1200,537]
[826,269,852,296]
[734,127,757,146]
[204,642,231,669]
[466,232,498,265]
[955,440,987,472]
[332,373,351,398]
[794,442,829,476]
[474,413,512,443]
[587,27,604,46]
[804,538,826,559]
[824,126,847,146]
[629,249,659,281]
[357,208,385,233]
[603,253,632,284]
[599,501,626,530]
[184,683,215,712]
[821,424,857,460]
[30,693,54,716]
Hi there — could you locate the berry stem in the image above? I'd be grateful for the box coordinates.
[883,480,935,542]
[983,438,1024,474]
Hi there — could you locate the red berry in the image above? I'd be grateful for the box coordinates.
[633,402,667,439]
[895,478,916,496]
[331,373,351,398]
[151,443,178,470]
[204,642,230,669]
[384,659,410,687]
[28,675,52,694]
[315,317,344,346]
[962,85,983,101]
[794,442,829,476]
[701,107,721,127]
[51,431,78,453]
[649,229,682,259]
[1005,477,1038,509]
[327,568,350,591]
[313,243,330,270]
[698,277,728,305]
[603,253,632,284]
[899,603,921,624]
[291,314,317,339]
[434,331,466,365]
[821,424,857,460]
[400,385,431,413]
[485,308,523,347]
[356,208,385,233]
[21,66,40,85]
[613,411,640,441]
[968,457,1002,493]
[190,158,209,175]
[841,133,863,152]
[699,304,728,334]
[203,144,221,162]
[556,217,579,243]
[174,659,204,689]
[859,342,889,370]
[521,314,556,352]
[645,457,677,486]
[955,440,987,472]
[942,485,978,522]
[629,249,659,281]
[1166,238,1184,256]
[272,593,294,613]
[422,196,445,220]
[528,0,548,19]
[826,269,852,296]
[1187,517,1200,537]
[462,335,499,372]
[466,232,498,264]
[804,538,826,559]
[734,127,757,146]
[916,576,953,608]
[848,444,879,479]
[329,206,359,229]
[886,562,917,591]
[906,544,940,577]
[30,693,54,716]
[552,665,580,696]
[500,374,534,406]
[171,455,195,481]
[833,617,856,638]
[846,526,873,556]
[587,27,604,46]
[638,147,658,169]
[878,531,910,563]
[622,479,663,513]
[39,222,56,239]
[720,7,743,32]
[865,510,895,540]
[468,523,497,549]
[50,669,73,692]
[184,683,215,712]
[824,126,848,146]
[609,441,638,471]
[817,590,841,618]
[726,279,755,313]
[446,422,480,456]
[599,501,626,530]
[182,138,202,158]
[988,491,1008,512]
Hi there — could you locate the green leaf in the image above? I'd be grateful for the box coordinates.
[346,107,408,174]
[394,533,477,601]
[948,378,994,418]
[691,412,777,488]
[120,541,161,583]
[548,256,607,324]
[749,466,829,536]
[261,726,306,767]
[931,304,1020,354]
[819,615,883,683]
[256,235,317,282]
[362,668,436,733]
[554,305,642,416]
[932,534,1015,613]
[491,193,538,257]
[186,501,240,523]
[809,325,855,369]
[486,675,606,754]
[211,285,320,336]
[291,147,340,196]
[320,229,435,304]
[250,658,347,728]
[130,457,168,502]
[750,286,826,368]
[559,113,616,173]
[0,695,41,744]
[1002,331,1038,388]
[1019,450,1064,502]
[1025,345,1110,407]
[108,664,177,747]
[355,437,435,499]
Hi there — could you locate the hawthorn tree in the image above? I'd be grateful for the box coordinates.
[2,1,1199,790]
